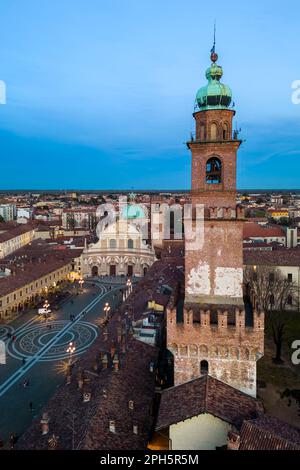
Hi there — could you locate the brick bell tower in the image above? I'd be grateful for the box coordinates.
[167,49,264,397]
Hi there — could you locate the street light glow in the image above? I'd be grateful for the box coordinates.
[104,302,111,318]
[66,342,75,354]
[66,342,76,364]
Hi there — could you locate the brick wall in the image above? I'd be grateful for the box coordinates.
[185,219,244,306]
[167,308,264,397]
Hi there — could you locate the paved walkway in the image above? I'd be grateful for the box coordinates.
[0,278,125,446]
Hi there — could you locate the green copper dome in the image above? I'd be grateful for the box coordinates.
[121,204,146,220]
[196,52,232,110]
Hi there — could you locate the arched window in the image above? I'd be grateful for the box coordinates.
[91,266,99,277]
[210,123,218,141]
[128,239,134,249]
[206,157,222,184]
[127,265,133,276]
[109,239,117,249]
[243,349,250,360]
[200,360,209,376]
[223,122,229,140]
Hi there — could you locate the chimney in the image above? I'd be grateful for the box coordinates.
[128,400,134,411]
[113,354,119,371]
[83,391,91,403]
[103,328,108,341]
[77,375,84,390]
[109,420,116,434]
[102,354,108,369]
[40,412,50,435]
[117,326,122,343]
[47,434,59,450]
[133,424,138,435]
[227,431,241,451]
[110,343,116,358]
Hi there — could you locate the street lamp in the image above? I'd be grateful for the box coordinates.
[126,279,132,298]
[66,342,76,365]
[103,302,111,319]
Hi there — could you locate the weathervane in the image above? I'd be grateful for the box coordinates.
[210,21,218,63]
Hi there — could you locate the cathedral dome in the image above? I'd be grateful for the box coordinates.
[196,53,232,110]
[121,204,146,220]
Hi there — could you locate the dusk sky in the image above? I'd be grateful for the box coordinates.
[0,0,300,190]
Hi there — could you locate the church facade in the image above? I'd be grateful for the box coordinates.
[82,217,156,278]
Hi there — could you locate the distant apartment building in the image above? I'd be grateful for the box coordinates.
[268,208,289,220]
[244,222,299,249]
[17,207,32,220]
[0,224,36,258]
[243,222,286,246]
[289,208,300,218]
[0,204,17,222]
[270,195,284,206]
[286,227,298,248]
[62,208,98,230]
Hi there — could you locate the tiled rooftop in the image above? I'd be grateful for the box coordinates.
[156,375,263,431]
[0,224,35,243]
[244,248,300,267]
[239,416,300,450]
[16,257,184,450]
[243,223,286,239]
[0,241,83,296]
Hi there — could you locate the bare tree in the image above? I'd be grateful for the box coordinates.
[270,312,286,364]
[244,265,295,313]
[244,265,296,363]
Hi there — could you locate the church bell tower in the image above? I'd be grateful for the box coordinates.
[186,49,244,307]
[167,48,264,397]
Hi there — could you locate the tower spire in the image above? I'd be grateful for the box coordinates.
[211,21,216,54]
[210,21,218,63]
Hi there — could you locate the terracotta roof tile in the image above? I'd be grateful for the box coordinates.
[156,375,262,430]
[243,248,300,267]
[0,224,35,243]
[239,416,300,450]
[243,223,286,239]
[0,245,82,297]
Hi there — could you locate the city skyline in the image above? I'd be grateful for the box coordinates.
[0,3,300,454]
[0,0,300,189]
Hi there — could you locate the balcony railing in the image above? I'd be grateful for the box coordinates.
[188,130,242,143]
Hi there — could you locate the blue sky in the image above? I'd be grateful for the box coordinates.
[0,0,300,189]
